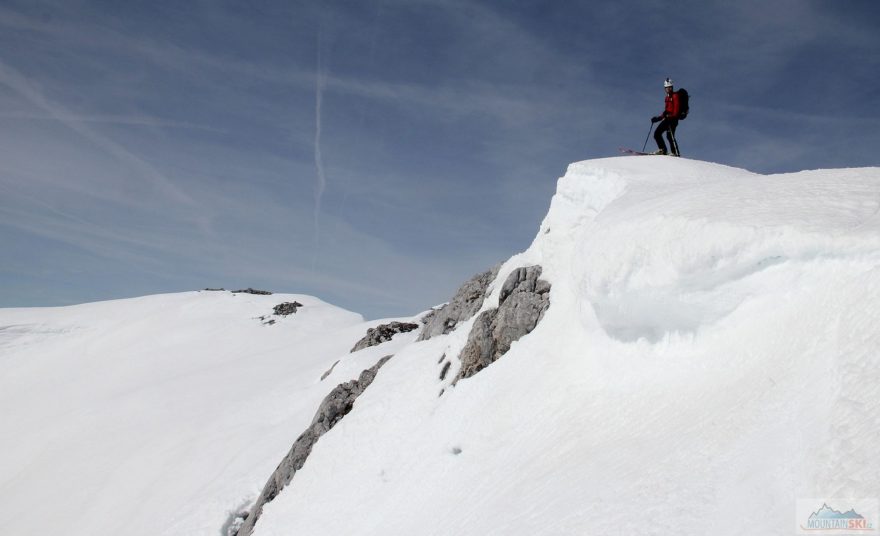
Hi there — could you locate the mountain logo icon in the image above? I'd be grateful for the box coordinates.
[801,503,875,532]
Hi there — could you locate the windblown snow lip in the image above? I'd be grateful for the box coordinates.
[537,162,628,238]
[584,220,880,343]
[530,157,880,343]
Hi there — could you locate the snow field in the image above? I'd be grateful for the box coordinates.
[2,156,877,536]
[0,290,419,536]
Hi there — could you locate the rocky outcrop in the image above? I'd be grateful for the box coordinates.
[256,301,305,326]
[273,301,303,316]
[233,288,273,295]
[418,264,501,341]
[456,266,550,382]
[351,321,419,352]
[235,355,392,536]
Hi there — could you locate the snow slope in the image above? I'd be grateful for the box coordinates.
[0,290,420,536]
[3,156,878,536]
[250,157,880,535]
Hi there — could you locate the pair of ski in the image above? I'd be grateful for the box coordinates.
[619,148,680,157]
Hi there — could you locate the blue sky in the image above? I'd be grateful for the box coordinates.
[1,0,878,319]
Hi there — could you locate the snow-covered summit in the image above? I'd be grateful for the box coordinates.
[525,157,880,344]
[251,157,880,535]
[3,157,879,536]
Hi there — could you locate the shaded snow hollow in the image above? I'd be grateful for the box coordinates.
[2,157,879,536]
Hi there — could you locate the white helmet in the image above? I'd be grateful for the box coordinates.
[664,78,673,88]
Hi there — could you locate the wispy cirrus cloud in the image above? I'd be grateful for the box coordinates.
[0,59,196,207]
[0,111,226,132]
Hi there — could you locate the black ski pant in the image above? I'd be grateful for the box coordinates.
[654,118,680,155]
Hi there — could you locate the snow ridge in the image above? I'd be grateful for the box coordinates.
[250,157,880,536]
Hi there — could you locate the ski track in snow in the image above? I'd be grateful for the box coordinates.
[2,157,879,536]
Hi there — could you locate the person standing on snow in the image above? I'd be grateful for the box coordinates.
[651,78,681,156]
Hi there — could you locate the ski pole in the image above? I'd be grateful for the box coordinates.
[642,121,654,153]
[668,124,680,156]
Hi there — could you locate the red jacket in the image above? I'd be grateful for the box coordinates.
[663,92,681,119]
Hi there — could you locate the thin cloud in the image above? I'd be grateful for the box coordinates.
[0,111,226,132]
[0,59,195,207]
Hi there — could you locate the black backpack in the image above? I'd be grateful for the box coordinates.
[676,88,689,120]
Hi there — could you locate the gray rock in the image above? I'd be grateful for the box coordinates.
[351,321,419,353]
[233,288,273,295]
[273,301,303,316]
[455,266,550,382]
[439,361,451,381]
[456,309,498,379]
[418,264,501,341]
[320,359,340,381]
[499,266,548,303]
[234,355,392,536]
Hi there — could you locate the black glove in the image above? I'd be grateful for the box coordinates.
[651,116,661,123]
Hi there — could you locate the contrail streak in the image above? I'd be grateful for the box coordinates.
[313,33,327,246]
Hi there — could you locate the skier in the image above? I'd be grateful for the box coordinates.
[651,78,681,156]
